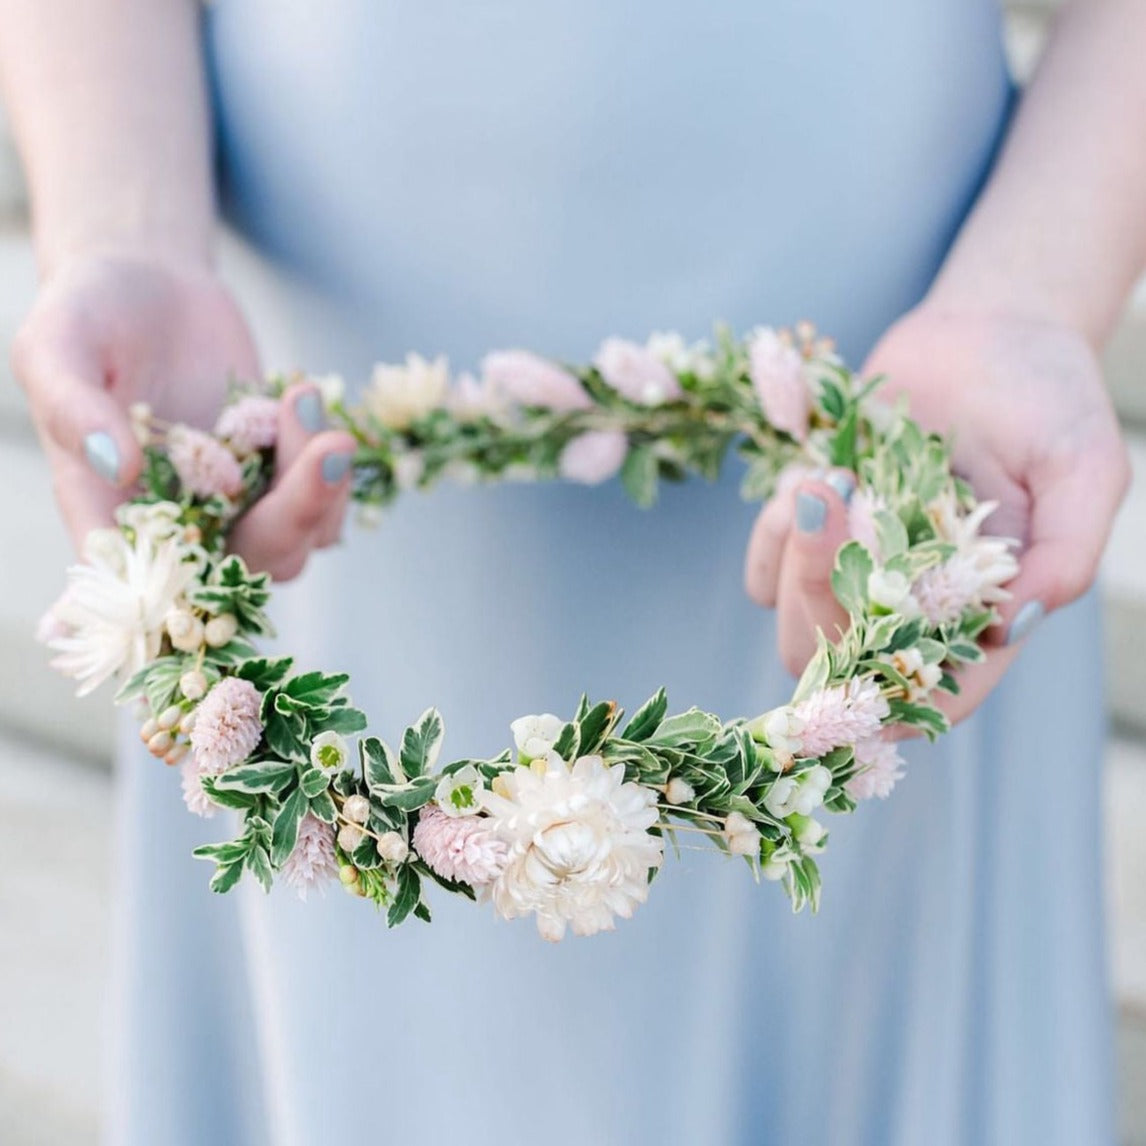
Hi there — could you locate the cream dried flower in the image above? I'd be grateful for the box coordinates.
[364,353,449,429]
[479,752,664,942]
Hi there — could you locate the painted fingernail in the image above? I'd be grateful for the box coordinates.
[825,472,856,505]
[796,492,827,534]
[1006,600,1045,646]
[295,391,325,433]
[321,452,352,485]
[83,431,120,484]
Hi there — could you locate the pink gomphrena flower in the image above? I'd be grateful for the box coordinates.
[167,426,245,499]
[593,337,682,406]
[447,370,505,421]
[188,677,264,773]
[214,395,281,456]
[412,805,508,887]
[480,349,591,412]
[846,737,906,801]
[181,758,216,818]
[792,678,890,759]
[558,430,628,485]
[747,327,809,442]
[280,814,339,899]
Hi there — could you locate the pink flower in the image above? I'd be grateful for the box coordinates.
[748,327,809,442]
[480,350,591,412]
[181,758,216,818]
[593,337,682,406]
[558,430,628,485]
[846,737,906,800]
[168,426,245,499]
[413,805,508,887]
[214,396,280,455]
[792,678,890,759]
[189,676,264,773]
[848,488,884,560]
[280,813,338,899]
[447,371,504,420]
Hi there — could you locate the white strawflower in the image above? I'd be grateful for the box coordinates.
[165,608,205,653]
[665,777,696,805]
[510,713,565,761]
[867,568,919,615]
[375,831,409,864]
[479,752,664,942]
[764,764,832,819]
[434,764,485,817]
[47,531,199,696]
[311,731,349,770]
[748,706,806,770]
[364,353,449,429]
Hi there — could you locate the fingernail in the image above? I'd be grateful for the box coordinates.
[321,452,352,485]
[1006,600,1045,646]
[83,431,120,484]
[796,492,827,534]
[295,391,325,433]
[825,472,856,505]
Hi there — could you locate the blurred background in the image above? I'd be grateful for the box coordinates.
[0,1,1143,1142]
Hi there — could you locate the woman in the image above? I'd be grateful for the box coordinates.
[0,1,1138,1143]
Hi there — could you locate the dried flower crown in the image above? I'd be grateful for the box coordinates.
[42,323,1016,941]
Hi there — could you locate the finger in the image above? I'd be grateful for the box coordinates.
[275,381,329,477]
[48,443,126,548]
[12,333,142,488]
[744,493,795,607]
[776,472,855,674]
[985,446,1131,648]
[228,430,356,580]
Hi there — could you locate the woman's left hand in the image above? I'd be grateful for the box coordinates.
[743,303,1131,725]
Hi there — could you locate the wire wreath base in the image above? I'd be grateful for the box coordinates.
[41,324,1016,941]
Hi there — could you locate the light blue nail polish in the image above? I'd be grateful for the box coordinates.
[1007,600,1045,646]
[825,472,856,505]
[796,492,827,534]
[295,391,325,433]
[83,431,120,484]
[321,452,352,484]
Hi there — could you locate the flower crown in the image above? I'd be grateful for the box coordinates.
[41,324,1016,941]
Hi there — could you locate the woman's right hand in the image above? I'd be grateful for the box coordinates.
[12,251,357,579]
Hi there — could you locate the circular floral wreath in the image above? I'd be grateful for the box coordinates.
[41,323,1017,941]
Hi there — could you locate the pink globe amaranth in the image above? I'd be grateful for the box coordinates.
[188,676,264,773]
[747,328,810,442]
[167,426,245,499]
[593,338,682,406]
[413,806,508,887]
[214,396,280,455]
[558,430,628,485]
[480,350,591,412]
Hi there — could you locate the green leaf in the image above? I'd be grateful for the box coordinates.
[647,708,722,749]
[828,404,858,470]
[283,670,351,708]
[887,699,950,740]
[577,700,618,755]
[621,445,658,508]
[211,759,296,795]
[245,844,274,893]
[376,777,437,811]
[362,737,398,790]
[312,706,368,735]
[299,767,330,799]
[263,710,306,762]
[874,509,909,560]
[399,709,444,779]
[209,860,246,894]
[271,786,308,866]
[621,689,668,742]
[551,721,580,760]
[308,790,338,823]
[387,864,422,928]
[236,657,294,691]
[830,541,874,617]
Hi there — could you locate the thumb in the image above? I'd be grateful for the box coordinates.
[776,470,855,674]
[12,333,142,488]
[987,450,1129,647]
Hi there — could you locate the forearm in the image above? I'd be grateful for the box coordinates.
[929,0,1146,347]
[0,0,213,276]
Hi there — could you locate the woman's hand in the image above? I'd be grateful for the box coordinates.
[12,251,357,579]
[744,304,1131,725]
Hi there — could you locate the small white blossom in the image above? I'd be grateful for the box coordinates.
[314,373,346,408]
[764,765,832,819]
[722,811,761,856]
[749,706,806,770]
[510,713,565,761]
[311,731,349,771]
[434,764,484,817]
[867,568,918,614]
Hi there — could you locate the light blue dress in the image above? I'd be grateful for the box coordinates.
[109,3,1115,1143]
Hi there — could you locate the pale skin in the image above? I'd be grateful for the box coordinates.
[0,0,1140,718]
